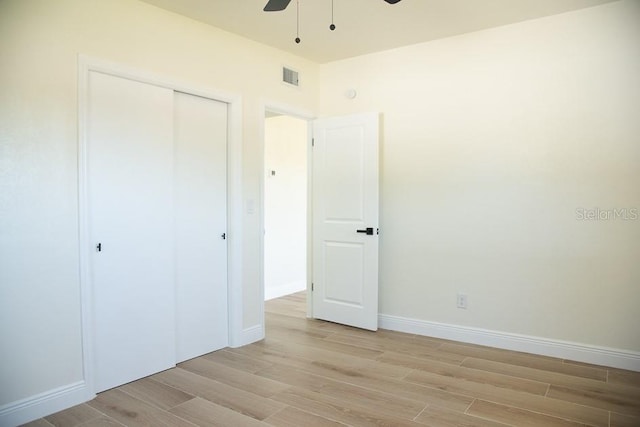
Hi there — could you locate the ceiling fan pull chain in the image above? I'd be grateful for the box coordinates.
[295,0,301,43]
[330,0,336,31]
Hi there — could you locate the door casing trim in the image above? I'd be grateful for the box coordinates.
[259,101,315,326]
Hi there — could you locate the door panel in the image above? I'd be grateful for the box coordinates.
[324,241,364,306]
[312,113,379,331]
[174,92,228,362]
[88,71,175,392]
[323,127,365,221]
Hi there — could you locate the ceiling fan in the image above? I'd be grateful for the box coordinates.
[264,0,402,12]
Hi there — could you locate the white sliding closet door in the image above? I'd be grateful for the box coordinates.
[88,71,176,392]
[174,92,228,362]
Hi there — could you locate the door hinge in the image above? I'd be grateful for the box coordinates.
[312,138,315,147]
[311,283,314,291]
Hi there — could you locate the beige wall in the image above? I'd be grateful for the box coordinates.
[318,0,640,351]
[2,0,639,418]
[0,0,318,406]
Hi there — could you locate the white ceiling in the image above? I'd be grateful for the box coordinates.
[139,0,617,63]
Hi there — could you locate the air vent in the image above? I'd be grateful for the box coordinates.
[282,67,299,86]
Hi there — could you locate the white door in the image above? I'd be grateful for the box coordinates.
[88,71,176,392]
[312,112,379,331]
[174,92,228,362]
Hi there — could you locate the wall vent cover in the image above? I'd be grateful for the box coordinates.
[282,67,299,86]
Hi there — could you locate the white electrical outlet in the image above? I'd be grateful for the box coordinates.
[456,293,468,309]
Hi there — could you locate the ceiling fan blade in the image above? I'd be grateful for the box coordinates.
[264,0,292,12]
[384,0,402,3]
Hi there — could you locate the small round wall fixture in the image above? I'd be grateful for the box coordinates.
[345,89,357,99]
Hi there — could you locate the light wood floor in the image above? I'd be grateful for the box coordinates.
[25,292,640,427]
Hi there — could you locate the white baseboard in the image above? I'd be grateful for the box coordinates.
[1,321,264,425]
[265,280,306,301]
[0,381,93,427]
[378,314,640,372]
[230,324,264,348]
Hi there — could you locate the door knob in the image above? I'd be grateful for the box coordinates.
[356,227,374,235]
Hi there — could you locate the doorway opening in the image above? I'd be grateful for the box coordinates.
[263,110,308,311]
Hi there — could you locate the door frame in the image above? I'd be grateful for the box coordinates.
[259,101,315,322]
[77,55,244,396]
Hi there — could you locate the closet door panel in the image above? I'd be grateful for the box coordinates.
[88,71,175,392]
[174,92,228,362]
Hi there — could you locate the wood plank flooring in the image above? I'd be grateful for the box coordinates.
[24,292,640,427]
